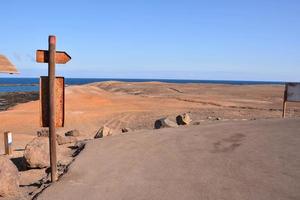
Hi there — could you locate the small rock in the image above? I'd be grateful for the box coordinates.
[37,129,49,137]
[57,135,77,145]
[154,118,178,129]
[207,116,221,121]
[72,141,86,157]
[65,129,80,137]
[176,113,192,125]
[74,141,86,151]
[94,126,113,138]
[24,137,50,168]
[193,121,201,125]
[121,127,132,133]
[0,156,20,197]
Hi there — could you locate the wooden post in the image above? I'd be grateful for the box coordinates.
[282,84,287,118]
[282,100,286,118]
[36,36,71,182]
[48,35,57,182]
[4,131,12,155]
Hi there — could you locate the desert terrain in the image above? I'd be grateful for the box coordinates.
[1,82,299,140]
[0,82,300,199]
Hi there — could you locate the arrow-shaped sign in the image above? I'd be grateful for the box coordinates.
[36,50,71,64]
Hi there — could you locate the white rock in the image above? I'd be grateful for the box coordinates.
[154,118,178,129]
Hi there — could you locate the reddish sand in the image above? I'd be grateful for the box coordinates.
[0,82,300,199]
[1,82,300,155]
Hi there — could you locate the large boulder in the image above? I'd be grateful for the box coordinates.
[94,126,113,138]
[154,118,178,129]
[57,135,77,145]
[24,137,50,168]
[0,156,20,197]
[176,113,192,125]
[65,129,80,137]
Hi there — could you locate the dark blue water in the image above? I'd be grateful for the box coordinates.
[0,78,285,93]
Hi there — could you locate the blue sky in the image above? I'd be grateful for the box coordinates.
[0,0,299,81]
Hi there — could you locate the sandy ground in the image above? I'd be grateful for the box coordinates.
[1,82,300,143]
[0,82,300,199]
[37,118,300,200]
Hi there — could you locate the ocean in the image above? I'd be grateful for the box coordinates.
[0,78,285,93]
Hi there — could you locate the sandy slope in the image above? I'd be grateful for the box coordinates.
[37,118,300,200]
[1,82,300,155]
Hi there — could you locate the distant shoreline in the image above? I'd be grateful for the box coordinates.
[0,78,288,93]
[0,77,288,84]
[0,80,286,112]
[0,91,38,111]
[0,83,38,86]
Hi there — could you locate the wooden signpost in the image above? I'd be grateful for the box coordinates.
[282,83,300,118]
[36,35,71,182]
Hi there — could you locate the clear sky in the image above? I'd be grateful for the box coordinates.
[0,0,299,81]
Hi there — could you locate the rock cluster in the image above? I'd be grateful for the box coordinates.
[2,128,84,198]
[154,118,179,129]
[25,129,81,168]
[93,126,133,138]
[155,113,192,129]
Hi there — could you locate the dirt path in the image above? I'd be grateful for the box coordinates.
[37,118,300,200]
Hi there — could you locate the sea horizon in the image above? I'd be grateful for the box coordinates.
[0,77,292,93]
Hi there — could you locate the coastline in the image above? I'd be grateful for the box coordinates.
[0,79,288,112]
[0,92,38,111]
[1,81,300,140]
